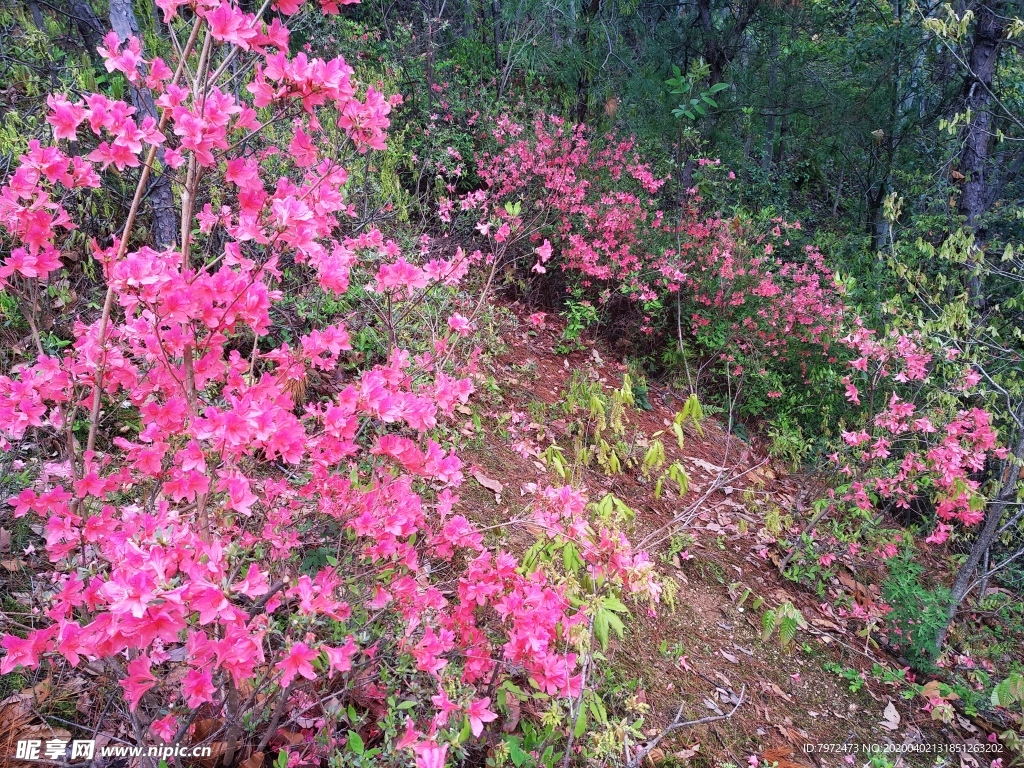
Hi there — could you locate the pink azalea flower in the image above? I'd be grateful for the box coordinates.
[276,642,319,686]
[413,742,448,768]
[465,697,498,737]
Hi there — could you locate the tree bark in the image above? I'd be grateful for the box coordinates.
[67,0,106,53]
[109,0,178,250]
[935,399,1024,651]
[762,31,778,172]
[27,0,46,29]
[956,1,1007,307]
[491,0,502,71]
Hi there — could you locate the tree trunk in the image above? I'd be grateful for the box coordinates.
[696,0,762,85]
[956,1,1007,307]
[491,0,502,71]
[109,0,178,250]
[27,0,46,29]
[762,31,778,172]
[935,400,1024,651]
[67,0,105,54]
[869,181,890,252]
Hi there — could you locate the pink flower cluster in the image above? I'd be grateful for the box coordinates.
[0,4,654,764]
[476,115,666,288]
[832,323,1006,543]
[476,118,844,365]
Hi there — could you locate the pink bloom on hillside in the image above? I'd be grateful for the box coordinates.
[322,636,358,676]
[413,742,448,768]
[276,642,318,686]
[925,523,951,545]
[0,628,54,674]
[447,313,474,337]
[430,687,461,726]
[466,697,498,737]
[121,655,158,710]
[182,668,216,708]
[150,714,178,742]
[46,95,86,141]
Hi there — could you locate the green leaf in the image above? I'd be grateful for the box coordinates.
[709,82,729,93]
[573,706,588,737]
[502,680,526,699]
[779,615,798,648]
[347,731,364,755]
[605,610,625,642]
[595,609,609,650]
[458,716,472,744]
[563,542,580,574]
[602,594,628,613]
[508,739,528,767]
[992,672,1024,707]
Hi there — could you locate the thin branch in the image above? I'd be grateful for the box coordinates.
[628,685,745,768]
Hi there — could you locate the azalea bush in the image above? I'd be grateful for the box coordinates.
[469,116,847,422]
[775,317,1013,662]
[0,2,658,765]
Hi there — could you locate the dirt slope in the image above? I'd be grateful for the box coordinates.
[461,305,998,767]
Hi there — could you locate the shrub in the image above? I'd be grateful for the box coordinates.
[881,551,952,670]
[469,116,847,422]
[0,4,656,764]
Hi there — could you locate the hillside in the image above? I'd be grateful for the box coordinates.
[455,305,1008,766]
[1,0,1024,766]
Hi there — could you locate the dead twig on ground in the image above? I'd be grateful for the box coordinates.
[626,685,745,768]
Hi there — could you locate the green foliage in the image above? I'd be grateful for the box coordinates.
[992,671,1024,710]
[556,297,599,353]
[823,661,866,693]
[880,551,952,671]
[761,601,807,650]
[766,415,810,471]
[666,61,730,121]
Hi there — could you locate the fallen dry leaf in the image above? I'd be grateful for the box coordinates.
[920,679,958,702]
[673,743,700,760]
[643,747,665,766]
[879,701,901,731]
[472,471,504,501]
[703,697,724,715]
[759,680,793,702]
[502,696,521,733]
